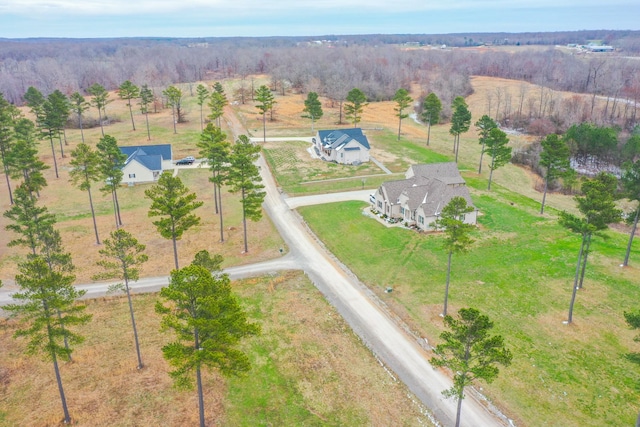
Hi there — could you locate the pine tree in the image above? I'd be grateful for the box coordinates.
[345,88,368,127]
[69,143,102,244]
[393,88,413,141]
[422,92,442,146]
[118,80,140,131]
[301,92,323,132]
[254,85,275,143]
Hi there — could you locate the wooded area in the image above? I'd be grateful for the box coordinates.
[1,31,640,135]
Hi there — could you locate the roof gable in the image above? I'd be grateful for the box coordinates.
[120,144,172,161]
[317,128,370,150]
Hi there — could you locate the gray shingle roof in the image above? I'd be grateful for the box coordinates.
[377,163,475,215]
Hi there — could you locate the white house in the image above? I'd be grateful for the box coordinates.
[120,144,173,184]
[372,162,477,230]
[313,128,370,165]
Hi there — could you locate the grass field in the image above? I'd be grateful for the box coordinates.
[297,188,640,426]
[0,271,430,426]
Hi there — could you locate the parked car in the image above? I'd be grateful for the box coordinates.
[175,156,195,165]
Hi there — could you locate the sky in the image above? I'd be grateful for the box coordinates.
[0,0,638,39]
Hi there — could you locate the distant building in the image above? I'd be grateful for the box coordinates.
[120,144,173,184]
[313,128,370,165]
[586,45,614,52]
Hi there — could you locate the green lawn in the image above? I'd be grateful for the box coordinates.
[298,184,640,427]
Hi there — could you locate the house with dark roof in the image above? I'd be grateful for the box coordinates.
[120,144,173,184]
[313,128,370,165]
[372,162,476,230]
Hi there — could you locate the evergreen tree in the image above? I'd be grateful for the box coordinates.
[345,88,368,127]
[559,173,621,323]
[539,133,573,214]
[0,92,16,204]
[449,97,472,163]
[422,92,442,146]
[622,160,640,267]
[163,85,184,133]
[156,261,259,427]
[484,128,512,191]
[96,134,127,227]
[4,185,56,255]
[302,91,323,132]
[69,143,102,245]
[254,85,275,143]
[195,84,210,131]
[197,124,230,242]
[88,83,110,136]
[474,115,498,174]
[431,308,512,427]
[227,135,265,254]
[208,91,228,128]
[94,229,148,369]
[139,84,154,140]
[69,92,89,143]
[435,197,475,316]
[118,80,140,131]
[24,87,59,178]
[46,90,70,154]
[145,172,203,270]
[393,88,413,141]
[6,118,48,196]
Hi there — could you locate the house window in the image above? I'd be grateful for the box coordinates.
[418,216,424,224]
[128,173,136,178]
[377,201,382,209]
[400,207,405,215]
[459,214,466,221]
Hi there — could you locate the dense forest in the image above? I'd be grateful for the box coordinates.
[1,31,639,134]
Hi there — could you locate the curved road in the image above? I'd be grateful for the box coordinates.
[0,138,512,427]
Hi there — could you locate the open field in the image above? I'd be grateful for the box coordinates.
[297,192,640,426]
[0,271,431,426]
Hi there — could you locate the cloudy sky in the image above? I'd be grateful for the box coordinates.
[0,0,638,39]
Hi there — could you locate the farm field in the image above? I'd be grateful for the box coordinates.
[0,272,431,426]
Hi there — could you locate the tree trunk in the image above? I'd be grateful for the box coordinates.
[195,329,206,427]
[567,234,587,324]
[78,113,85,143]
[213,172,219,215]
[98,107,104,137]
[426,116,431,146]
[623,206,640,267]
[52,349,71,424]
[242,188,248,253]
[397,114,402,141]
[124,276,143,369]
[87,187,100,245]
[443,250,452,316]
[2,162,13,205]
[128,103,136,131]
[171,106,177,134]
[218,183,224,243]
[199,105,204,131]
[171,222,179,270]
[114,188,123,227]
[143,112,150,140]
[455,134,460,163]
[455,394,463,427]
[58,134,65,158]
[478,142,485,174]
[262,111,266,143]
[49,135,59,178]
[111,191,119,229]
[578,234,592,289]
[540,170,549,214]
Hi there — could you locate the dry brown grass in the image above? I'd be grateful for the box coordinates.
[0,271,430,426]
[0,87,284,286]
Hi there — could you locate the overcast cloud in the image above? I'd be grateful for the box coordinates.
[0,0,638,38]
